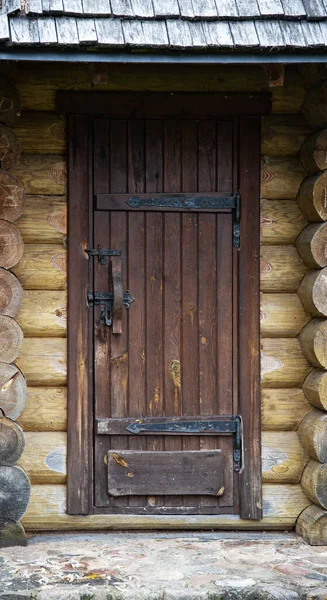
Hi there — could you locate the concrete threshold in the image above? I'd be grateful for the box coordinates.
[0,531,327,600]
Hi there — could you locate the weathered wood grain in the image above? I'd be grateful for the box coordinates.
[296,504,327,545]
[0,315,23,363]
[13,112,66,155]
[261,115,312,156]
[0,363,27,421]
[0,170,25,222]
[260,293,310,337]
[19,386,67,431]
[21,483,311,530]
[0,417,25,465]
[261,389,310,431]
[261,338,311,388]
[10,154,66,195]
[300,129,327,174]
[0,465,30,522]
[16,195,67,244]
[15,337,67,386]
[0,220,24,269]
[18,431,66,484]
[0,124,21,169]
[261,431,308,484]
[17,290,67,337]
[297,172,327,222]
[12,244,67,290]
[296,223,327,268]
[261,200,307,245]
[260,246,307,292]
[261,157,305,199]
[301,459,327,510]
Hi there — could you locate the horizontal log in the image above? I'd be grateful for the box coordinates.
[302,80,327,129]
[260,293,310,337]
[299,319,327,369]
[262,115,312,156]
[19,386,67,431]
[260,246,307,293]
[303,369,327,412]
[297,172,327,222]
[0,77,20,127]
[12,244,67,290]
[300,129,327,174]
[296,223,327,269]
[260,200,307,245]
[301,459,327,510]
[16,63,305,113]
[15,337,67,386]
[0,315,23,363]
[298,269,327,317]
[13,112,66,155]
[0,465,30,522]
[16,195,67,244]
[298,408,327,463]
[10,155,66,195]
[261,157,305,200]
[262,432,308,483]
[0,170,25,222]
[295,504,327,545]
[22,484,310,530]
[0,417,25,466]
[261,389,310,431]
[0,124,21,170]
[17,291,67,337]
[261,338,311,388]
[0,268,23,317]
[18,432,66,484]
[0,220,24,269]
[0,362,27,421]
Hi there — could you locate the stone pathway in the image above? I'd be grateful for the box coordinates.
[0,532,327,599]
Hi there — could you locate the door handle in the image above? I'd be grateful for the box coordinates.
[112,258,123,334]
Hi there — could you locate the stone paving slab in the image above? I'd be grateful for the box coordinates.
[0,532,327,600]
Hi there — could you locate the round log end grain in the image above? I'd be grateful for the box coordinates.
[0,316,23,363]
[299,318,327,369]
[297,172,327,222]
[0,170,25,222]
[0,417,25,465]
[0,220,24,269]
[0,465,30,522]
[298,408,327,463]
[301,459,327,510]
[0,519,27,547]
[296,223,327,269]
[0,268,23,317]
[303,369,327,411]
[296,503,327,545]
[0,125,21,170]
[300,129,327,174]
[298,268,327,317]
[0,78,20,128]
[0,362,27,420]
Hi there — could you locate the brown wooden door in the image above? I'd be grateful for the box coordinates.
[92,116,240,515]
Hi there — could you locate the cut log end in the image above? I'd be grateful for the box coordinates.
[299,319,327,369]
[0,125,21,170]
[301,459,327,510]
[0,316,23,363]
[0,520,27,547]
[296,222,327,269]
[0,465,30,522]
[0,221,24,269]
[296,504,327,545]
[298,408,327,463]
[0,268,23,317]
[0,170,25,222]
[298,268,327,318]
[300,129,327,174]
[303,369,327,411]
[0,417,25,465]
[297,172,327,223]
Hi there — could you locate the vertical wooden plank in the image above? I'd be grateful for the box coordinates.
[93,118,110,194]
[217,121,233,193]
[128,120,146,509]
[164,120,182,507]
[67,114,91,515]
[239,116,262,520]
[109,120,129,510]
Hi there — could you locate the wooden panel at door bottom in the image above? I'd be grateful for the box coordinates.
[107,450,224,497]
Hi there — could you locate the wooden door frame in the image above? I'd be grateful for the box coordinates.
[59,91,271,520]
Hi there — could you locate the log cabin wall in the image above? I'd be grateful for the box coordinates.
[8,61,316,531]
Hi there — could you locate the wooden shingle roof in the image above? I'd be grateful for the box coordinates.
[0,0,327,50]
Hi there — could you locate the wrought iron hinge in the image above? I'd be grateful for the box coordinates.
[88,290,135,327]
[86,245,122,266]
[126,416,243,473]
[232,192,241,249]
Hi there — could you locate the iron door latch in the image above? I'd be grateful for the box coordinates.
[126,416,243,472]
[86,245,121,266]
[88,290,135,327]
